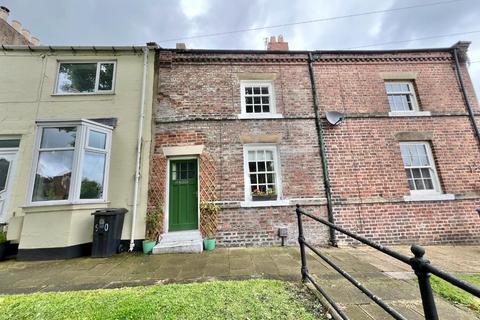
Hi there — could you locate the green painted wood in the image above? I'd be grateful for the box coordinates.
[169,159,198,231]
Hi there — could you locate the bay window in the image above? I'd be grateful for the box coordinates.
[30,120,112,204]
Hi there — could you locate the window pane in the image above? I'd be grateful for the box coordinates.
[250,174,257,184]
[0,158,10,192]
[41,127,76,149]
[248,162,256,173]
[412,168,422,179]
[257,151,265,160]
[248,151,255,161]
[262,105,270,112]
[267,173,274,183]
[98,63,114,91]
[246,97,253,104]
[253,97,261,104]
[32,150,74,201]
[421,168,432,179]
[57,63,97,93]
[254,105,261,113]
[258,162,266,172]
[414,179,425,190]
[262,96,269,104]
[0,139,20,148]
[261,87,268,94]
[245,87,252,95]
[80,152,106,199]
[258,174,266,183]
[88,131,106,149]
[253,87,260,94]
[246,105,253,113]
[266,161,274,171]
[424,179,434,190]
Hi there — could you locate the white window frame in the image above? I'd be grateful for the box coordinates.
[239,80,282,119]
[399,142,442,196]
[27,119,112,206]
[54,61,117,95]
[385,81,419,112]
[242,145,284,205]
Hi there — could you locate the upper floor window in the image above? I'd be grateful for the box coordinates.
[399,142,441,195]
[240,80,279,118]
[243,145,281,202]
[56,61,116,94]
[385,81,419,112]
[30,120,112,205]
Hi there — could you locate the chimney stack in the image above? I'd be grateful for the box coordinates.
[267,35,289,51]
[176,43,186,50]
[0,6,9,21]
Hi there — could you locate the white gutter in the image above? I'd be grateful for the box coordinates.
[129,47,149,252]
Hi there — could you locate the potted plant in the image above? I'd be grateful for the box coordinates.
[252,188,277,201]
[143,207,162,254]
[0,228,10,261]
[200,202,219,251]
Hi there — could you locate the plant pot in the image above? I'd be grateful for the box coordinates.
[142,240,156,254]
[252,194,277,201]
[203,238,216,251]
[0,241,10,261]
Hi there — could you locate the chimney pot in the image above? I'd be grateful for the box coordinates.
[21,29,31,41]
[176,43,186,50]
[278,34,284,42]
[30,36,40,46]
[11,20,21,31]
[270,36,276,43]
[0,6,9,21]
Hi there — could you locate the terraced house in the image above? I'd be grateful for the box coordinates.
[149,36,480,252]
[0,8,157,259]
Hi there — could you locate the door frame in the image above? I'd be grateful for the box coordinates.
[164,156,200,234]
[0,148,19,223]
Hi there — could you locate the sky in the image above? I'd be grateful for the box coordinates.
[3,0,480,95]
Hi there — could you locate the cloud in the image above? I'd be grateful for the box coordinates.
[2,0,479,94]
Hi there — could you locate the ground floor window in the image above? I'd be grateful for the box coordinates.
[30,120,112,205]
[243,145,281,201]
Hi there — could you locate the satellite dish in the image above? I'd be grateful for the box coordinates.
[326,111,344,126]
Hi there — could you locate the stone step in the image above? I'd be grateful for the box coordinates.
[152,230,203,254]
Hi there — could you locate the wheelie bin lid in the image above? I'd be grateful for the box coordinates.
[91,208,128,216]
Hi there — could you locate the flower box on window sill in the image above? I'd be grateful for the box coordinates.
[252,194,277,201]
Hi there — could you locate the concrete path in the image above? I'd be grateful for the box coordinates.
[0,246,478,319]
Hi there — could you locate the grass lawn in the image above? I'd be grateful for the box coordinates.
[430,274,480,312]
[0,279,325,320]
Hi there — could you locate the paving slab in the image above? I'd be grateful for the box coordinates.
[0,245,478,319]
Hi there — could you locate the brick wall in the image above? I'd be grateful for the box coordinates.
[150,48,480,247]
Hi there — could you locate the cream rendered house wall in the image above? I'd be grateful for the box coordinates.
[0,48,155,251]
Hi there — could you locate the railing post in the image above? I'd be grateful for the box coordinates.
[410,245,439,320]
[296,204,309,282]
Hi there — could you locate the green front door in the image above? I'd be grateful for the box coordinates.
[169,159,198,231]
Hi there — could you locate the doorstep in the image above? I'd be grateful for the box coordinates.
[152,230,203,254]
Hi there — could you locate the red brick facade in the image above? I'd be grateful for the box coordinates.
[149,47,480,247]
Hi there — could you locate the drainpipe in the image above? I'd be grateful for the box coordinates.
[452,47,480,148]
[307,52,337,247]
[129,47,149,252]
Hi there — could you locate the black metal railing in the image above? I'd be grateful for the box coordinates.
[295,204,480,320]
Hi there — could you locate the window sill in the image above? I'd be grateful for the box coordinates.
[237,113,284,120]
[388,111,431,117]
[51,92,115,97]
[240,199,290,208]
[403,193,455,202]
[22,201,109,212]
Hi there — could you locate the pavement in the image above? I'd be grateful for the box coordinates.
[0,245,478,319]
